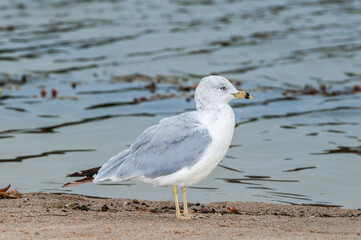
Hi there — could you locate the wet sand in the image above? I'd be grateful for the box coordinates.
[0,193,360,240]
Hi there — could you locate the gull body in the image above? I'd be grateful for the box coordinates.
[147,106,235,187]
[63,75,252,219]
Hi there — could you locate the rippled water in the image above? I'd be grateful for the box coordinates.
[1,0,361,208]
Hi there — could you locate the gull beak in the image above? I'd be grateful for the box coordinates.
[232,91,253,99]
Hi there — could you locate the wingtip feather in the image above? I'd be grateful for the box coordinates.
[66,166,102,178]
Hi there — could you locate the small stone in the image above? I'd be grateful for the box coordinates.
[228,206,239,214]
[101,205,109,212]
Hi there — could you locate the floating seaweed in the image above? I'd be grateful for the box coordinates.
[282,84,361,97]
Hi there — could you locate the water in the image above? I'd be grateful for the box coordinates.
[1,0,361,208]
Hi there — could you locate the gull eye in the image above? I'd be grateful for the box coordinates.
[220,86,227,91]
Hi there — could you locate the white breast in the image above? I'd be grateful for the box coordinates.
[151,105,235,187]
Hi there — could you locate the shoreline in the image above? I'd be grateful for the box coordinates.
[0,192,360,239]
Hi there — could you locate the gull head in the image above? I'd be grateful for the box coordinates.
[195,75,252,111]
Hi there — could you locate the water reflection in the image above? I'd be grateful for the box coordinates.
[218,164,243,173]
[219,177,299,183]
[268,191,311,201]
[0,149,95,163]
[312,146,361,156]
[283,166,316,172]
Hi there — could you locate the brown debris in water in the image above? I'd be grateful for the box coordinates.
[235,80,242,86]
[0,73,33,87]
[302,85,318,95]
[51,89,58,98]
[144,82,156,91]
[353,85,361,92]
[41,89,47,98]
[111,73,200,88]
[283,84,361,97]
[133,93,179,104]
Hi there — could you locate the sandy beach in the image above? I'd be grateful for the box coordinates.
[0,192,360,240]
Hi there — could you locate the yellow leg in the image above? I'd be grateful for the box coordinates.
[172,185,185,219]
[181,186,191,218]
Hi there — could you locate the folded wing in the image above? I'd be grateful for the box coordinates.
[93,112,212,183]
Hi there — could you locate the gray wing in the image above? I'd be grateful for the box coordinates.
[93,112,212,182]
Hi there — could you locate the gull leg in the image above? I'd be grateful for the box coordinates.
[181,186,192,218]
[172,185,187,219]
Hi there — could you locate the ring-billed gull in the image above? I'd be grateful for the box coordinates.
[63,75,252,219]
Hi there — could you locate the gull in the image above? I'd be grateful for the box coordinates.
[63,75,252,219]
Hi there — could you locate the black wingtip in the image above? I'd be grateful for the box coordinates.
[66,166,102,178]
